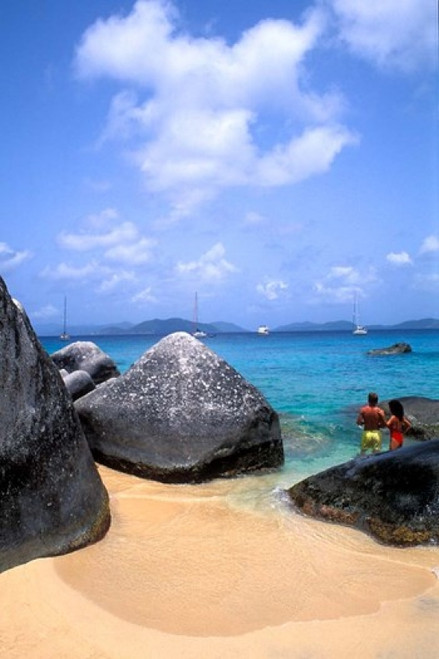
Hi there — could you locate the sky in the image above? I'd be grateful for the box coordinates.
[0,0,437,332]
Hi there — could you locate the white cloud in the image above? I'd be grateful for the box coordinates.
[244,211,265,225]
[256,125,358,186]
[176,242,237,282]
[256,279,288,300]
[98,270,137,292]
[419,235,439,255]
[104,237,156,264]
[330,0,437,72]
[40,261,102,281]
[313,264,378,302]
[386,251,412,266]
[0,242,32,271]
[313,281,358,304]
[58,209,157,266]
[58,220,138,251]
[131,286,157,304]
[75,1,357,217]
[30,304,59,320]
[327,265,361,284]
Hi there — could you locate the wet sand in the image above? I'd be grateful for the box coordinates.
[1,465,439,658]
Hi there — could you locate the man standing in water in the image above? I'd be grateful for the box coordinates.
[356,392,387,454]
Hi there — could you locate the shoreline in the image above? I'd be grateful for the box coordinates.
[1,465,439,657]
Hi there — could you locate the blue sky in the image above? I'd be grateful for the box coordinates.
[1,0,437,331]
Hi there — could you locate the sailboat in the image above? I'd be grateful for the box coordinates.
[192,292,207,338]
[59,296,70,340]
[352,294,367,335]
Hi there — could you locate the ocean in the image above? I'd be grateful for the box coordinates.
[40,329,439,492]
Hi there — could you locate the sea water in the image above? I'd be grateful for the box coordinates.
[40,329,439,490]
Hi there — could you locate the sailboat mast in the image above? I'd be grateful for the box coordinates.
[193,291,199,331]
[63,296,67,335]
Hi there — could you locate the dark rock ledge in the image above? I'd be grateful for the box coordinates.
[287,440,439,546]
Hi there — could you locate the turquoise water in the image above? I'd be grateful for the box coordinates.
[40,330,439,484]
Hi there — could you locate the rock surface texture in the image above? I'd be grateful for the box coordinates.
[0,277,110,573]
[367,342,412,356]
[51,341,120,385]
[75,332,284,483]
[287,440,439,546]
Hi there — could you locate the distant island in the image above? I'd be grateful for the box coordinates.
[35,317,439,337]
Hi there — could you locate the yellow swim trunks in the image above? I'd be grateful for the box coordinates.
[361,430,382,453]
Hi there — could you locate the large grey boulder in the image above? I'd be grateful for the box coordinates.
[287,440,439,546]
[51,341,120,385]
[75,332,283,483]
[0,277,111,573]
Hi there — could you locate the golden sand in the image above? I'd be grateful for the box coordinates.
[1,465,439,658]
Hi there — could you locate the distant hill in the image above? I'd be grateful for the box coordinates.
[209,321,247,333]
[388,318,439,330]
[274,320,354,332]
[274,318,439,332]
[34,316,439,337]
[127,317,215,335]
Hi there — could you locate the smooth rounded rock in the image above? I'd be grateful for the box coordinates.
[62,369,96,401]
[51,341,120,384]
[75,332,284,483]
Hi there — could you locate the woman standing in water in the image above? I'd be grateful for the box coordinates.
[386,399,411,450]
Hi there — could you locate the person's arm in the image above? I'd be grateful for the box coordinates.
[356,410,364,425]
[378,408,387,428]
[403,416,411,433]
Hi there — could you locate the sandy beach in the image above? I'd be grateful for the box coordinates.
[1,465,439,658]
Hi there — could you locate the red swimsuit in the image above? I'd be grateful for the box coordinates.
[390,430,404,447]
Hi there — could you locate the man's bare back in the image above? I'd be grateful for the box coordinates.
[357,404,386,430]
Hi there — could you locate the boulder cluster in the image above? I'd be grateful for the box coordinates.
[0,276,283,572]
[52,340,120,400]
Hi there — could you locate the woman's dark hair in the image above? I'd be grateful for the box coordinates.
[389,399,404,421]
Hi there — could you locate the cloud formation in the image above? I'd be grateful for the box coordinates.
[176,242,237,282]
[0,242,32,271]
[329,0,437,72]
[419,235,439,255]
[314,264,378,303]
[256,279,288,300]
[75,0,357,216]
[386,251,412,266]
